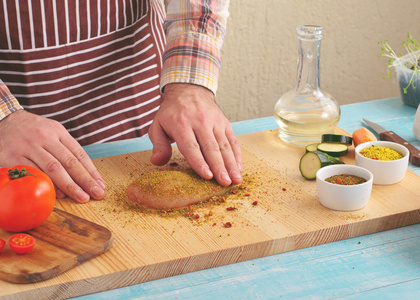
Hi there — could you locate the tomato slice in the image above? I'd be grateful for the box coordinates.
[8,233,36,254]
[0,238,5,252]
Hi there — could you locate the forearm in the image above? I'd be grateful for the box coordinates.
[161,0,230,94]
[0,79,23,121]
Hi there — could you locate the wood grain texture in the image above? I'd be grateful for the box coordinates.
[0,209,113,285]
[1,128,419,300]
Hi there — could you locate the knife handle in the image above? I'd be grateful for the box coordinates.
[379,131,420,166]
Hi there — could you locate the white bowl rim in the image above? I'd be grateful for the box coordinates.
[316,164,374,187]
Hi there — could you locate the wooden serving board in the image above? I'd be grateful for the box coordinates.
[1,128,420,300]
[0,209,113,284]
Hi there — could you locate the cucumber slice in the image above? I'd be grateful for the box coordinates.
[305,143,320,153]
[321,134,353,145]
[324,153,345,165]
[317,142,348,157]
[299,151,343,180]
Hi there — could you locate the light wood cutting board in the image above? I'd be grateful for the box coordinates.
[1,128,420,300]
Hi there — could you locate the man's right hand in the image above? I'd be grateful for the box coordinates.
[0,110,106,203]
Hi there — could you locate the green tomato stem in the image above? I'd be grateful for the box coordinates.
[8,167,37,179]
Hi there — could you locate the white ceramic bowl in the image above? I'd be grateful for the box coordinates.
[316,165,373,211]
[355,141,409,185]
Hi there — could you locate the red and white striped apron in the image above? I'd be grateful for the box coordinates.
[0,0,165,145]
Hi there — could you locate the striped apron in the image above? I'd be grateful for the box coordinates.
[0,0,165,145]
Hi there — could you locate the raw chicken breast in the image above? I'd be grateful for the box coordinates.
[126,169,234,209]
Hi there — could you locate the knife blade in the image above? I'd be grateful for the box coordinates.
[362,118,420,166]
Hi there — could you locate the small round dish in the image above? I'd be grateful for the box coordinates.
[316,165,373,211]
[355,141,409,185]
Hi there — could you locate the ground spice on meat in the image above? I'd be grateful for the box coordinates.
[131,169,225,199]
[359,146,403,161]
[325,174,367,185]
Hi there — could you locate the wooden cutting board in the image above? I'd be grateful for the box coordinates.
[0,209,113,284]
[1,128,420,300]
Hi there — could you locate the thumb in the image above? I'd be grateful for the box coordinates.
[149,125,173,166]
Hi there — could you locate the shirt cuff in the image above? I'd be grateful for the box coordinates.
[0,80,24,121]
[160,31,221,95]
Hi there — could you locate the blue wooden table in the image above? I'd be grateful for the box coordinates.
[76,97,420,299]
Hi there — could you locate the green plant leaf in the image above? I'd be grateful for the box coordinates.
[378,33,420,90]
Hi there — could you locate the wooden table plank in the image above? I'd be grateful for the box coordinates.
[74,222,420,300]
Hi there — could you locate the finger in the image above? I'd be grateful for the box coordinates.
[33,135,106,203]
[149,122,174,166]
[174,129,214,181]
[225,125,243,172]
[214,131,242,185]
[53,145,105,201]
[197,127,241,186]
[62,134,106,191]
[30,146,91,203]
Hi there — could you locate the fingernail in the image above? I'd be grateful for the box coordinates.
[237,161,243,172]
[92,185,105,199]
[231,169,242,182]
[97,178,106,190]
[76,189,90,203]
[203,166,213,178]
[221,171,232,184]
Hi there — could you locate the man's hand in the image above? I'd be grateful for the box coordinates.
[0,110,106,203]
[148,83,242,186]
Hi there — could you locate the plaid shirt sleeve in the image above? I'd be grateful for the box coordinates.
[0,79,23,121]
[161,0,230,94]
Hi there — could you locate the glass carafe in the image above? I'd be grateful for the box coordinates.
[274,25,340,146]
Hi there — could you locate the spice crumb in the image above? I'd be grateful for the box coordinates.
[223,222,232,228]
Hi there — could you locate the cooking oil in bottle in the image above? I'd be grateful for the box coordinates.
[274,25,340,146]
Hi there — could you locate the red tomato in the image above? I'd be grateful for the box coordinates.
[0,165,56,232]
[0,238,5,251]
[8,233,35,254]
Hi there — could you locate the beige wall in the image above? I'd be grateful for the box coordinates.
[216,0,420,122]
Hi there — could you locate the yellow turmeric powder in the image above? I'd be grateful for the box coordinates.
[359,146,403,161]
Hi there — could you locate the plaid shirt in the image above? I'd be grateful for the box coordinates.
[0,81,22,120]
[0,0,230,121]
